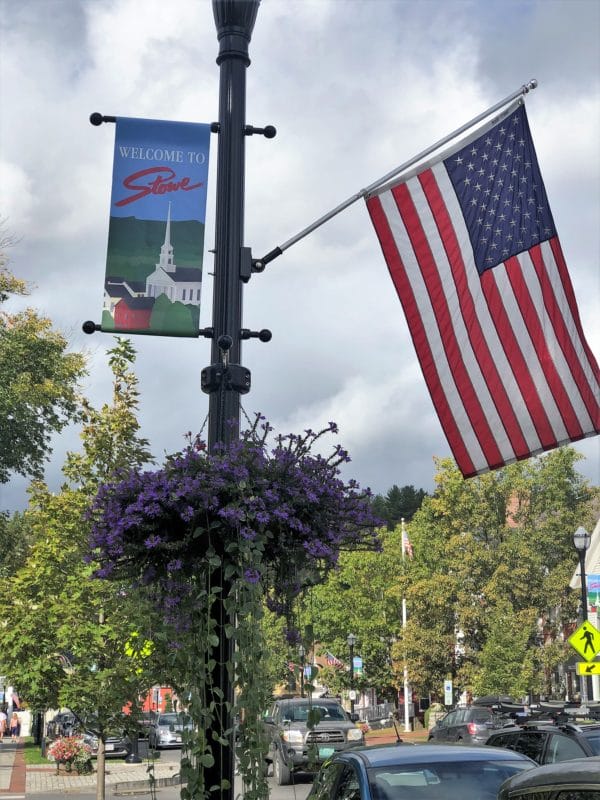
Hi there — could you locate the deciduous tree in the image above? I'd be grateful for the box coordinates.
[0,255,86,486]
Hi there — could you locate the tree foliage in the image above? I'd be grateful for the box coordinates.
[303,450,596,703]
[371,484,427,529]
[0,339,160,722]
[0,254,86,486]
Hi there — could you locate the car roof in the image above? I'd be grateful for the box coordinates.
[326,743,535,768]
[500,755,600,791]
[490,721,600,735]
[276,698,342,706]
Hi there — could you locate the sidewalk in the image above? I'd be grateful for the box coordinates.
[0,731,427,797]
[0,740,181,797]
[365,726,429,745]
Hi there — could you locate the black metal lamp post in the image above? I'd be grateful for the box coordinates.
[574,526,592,704]
[298,645,306,698]
[201,3,276,798]
[347,633,357,715]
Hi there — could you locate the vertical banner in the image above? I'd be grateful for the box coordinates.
[102,117,211,337]
[588,575,600,609]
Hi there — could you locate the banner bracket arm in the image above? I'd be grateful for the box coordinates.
[89,113,116,126]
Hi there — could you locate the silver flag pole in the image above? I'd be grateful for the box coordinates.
[255,79,538,267]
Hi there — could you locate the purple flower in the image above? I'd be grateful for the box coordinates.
[87,413,382,623]
[144,534,162,549]
[244,568,261,584]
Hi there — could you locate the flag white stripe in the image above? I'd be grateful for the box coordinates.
[408,174,517,464]
[538,239,600,401]
[492,261,570,442]
[379,188,488,471]
[432,164,543,452]
[519,248,594,431]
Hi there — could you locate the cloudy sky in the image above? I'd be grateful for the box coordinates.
[1,0,599,513]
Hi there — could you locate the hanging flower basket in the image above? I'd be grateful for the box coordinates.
[87,418,382,799]
[88,420,382,623]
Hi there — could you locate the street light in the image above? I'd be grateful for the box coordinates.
[347,633,357,716]
[298,645,306,698]
[574,526,592,704]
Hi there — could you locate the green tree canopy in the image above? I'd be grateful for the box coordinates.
[372,484,428,529]
[300,449,596,704]
[0,339,160,720]
[0,254,86,486]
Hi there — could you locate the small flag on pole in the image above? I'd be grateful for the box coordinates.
[402,525,414,559]
[366,101,599,477]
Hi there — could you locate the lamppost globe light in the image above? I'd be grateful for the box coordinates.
[347,633,357,647]
[298,644,305,658]
[573,526,591,551]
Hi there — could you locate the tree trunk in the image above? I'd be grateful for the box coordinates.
[96,737,106,800]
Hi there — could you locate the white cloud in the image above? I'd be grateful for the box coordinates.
[1,0,598,510]
[0,161,35,231]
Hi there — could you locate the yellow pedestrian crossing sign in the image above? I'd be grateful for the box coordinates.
[576,662,600,676]
[568,620,600,661]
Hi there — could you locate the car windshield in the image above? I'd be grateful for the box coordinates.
[158,714,192,727]
[370,760,532,799]
[283,704,346,722]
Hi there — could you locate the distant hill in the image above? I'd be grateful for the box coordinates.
[106,216,205,281]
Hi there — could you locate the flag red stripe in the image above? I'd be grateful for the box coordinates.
[529,243,599,428]
[394,179,504,467]
[550,238,600,391]
[480,269,558,448]
[366,194,477,475]
[503,255,584,439]
[419,169,530,459]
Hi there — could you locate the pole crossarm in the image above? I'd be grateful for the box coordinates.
[254,79,538,269]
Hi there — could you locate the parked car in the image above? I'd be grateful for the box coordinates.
[46,711,79,740]
[497,755,600,799]
[45,710,131,759]
[81,730,131,759]
[262,697,364,785]
[307,743,536,800]
[427,705,509,744]
[147,711,194,749]
[485,720,600,764]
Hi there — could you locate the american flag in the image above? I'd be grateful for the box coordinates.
[402,526,414,559]
[366,101,599,477]
[326,652,344,668]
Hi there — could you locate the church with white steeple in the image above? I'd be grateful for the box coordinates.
[144,202,202,305]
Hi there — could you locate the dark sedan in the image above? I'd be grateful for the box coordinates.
[307,742,535,800]
[428,706,508,744]
[486,720,600,764]
[497,755,600,799]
